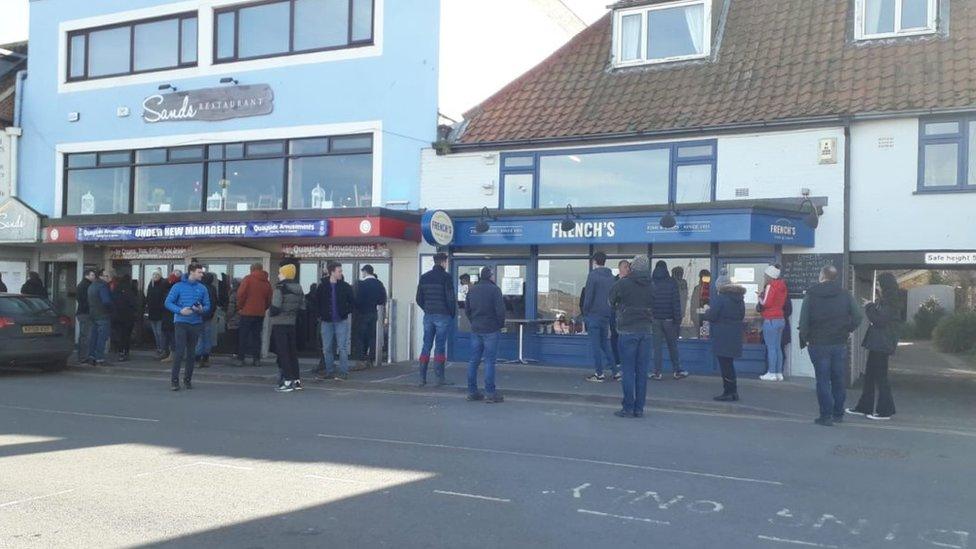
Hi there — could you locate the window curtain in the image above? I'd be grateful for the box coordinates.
[684,4,705,54]
[865,0,895,34]
[620,14,642,61]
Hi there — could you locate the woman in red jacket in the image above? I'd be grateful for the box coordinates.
[759,264,788,381]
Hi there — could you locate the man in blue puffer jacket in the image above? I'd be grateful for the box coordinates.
[165,263,211,391]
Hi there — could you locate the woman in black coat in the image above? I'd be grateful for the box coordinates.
[110,274,138,362]
[704,282,747,401]
[848,273,901,420]
[21,272,47,298]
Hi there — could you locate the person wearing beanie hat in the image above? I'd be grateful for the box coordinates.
[270,263,306,392]
[608,255,655,418]
[759,263,788,381]
[464,266,507,403]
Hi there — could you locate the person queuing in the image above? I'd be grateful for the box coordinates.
[608,255,654,418]
[690,269,712,335]
[608,259,632,377]
[798,265,863,426]
[236,263,272,368]
[650,260,689,381]
[165,264,211,391]
[758,264,789,381]
[271,264,305,393]
[21,271,47,297]
[194,272,219,368]
[464,267,506,403]
[672,266,689,332]
[75,269,96,364]
[145,270,170,359]
[317,261,355,381]
[415,252,456,387]
[847,272,901,421]
[110,274,137,362]
[0,273,6,293]
[583,251,617,383]
[85,269,114,366]
[354,264,388,368]
[704,273,747,402]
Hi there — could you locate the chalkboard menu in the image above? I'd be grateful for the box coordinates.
[781,254,845,297]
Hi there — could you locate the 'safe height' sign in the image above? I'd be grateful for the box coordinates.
[142,84,274,123]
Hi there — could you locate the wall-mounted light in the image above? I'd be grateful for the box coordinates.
[799,189,822,229]
[560,204,578,232]
[474,206,495,234]
[219,77,239,85]
[158,84,177,92]
[659,202,678,229]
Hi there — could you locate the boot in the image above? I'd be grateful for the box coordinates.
[713,393,739,402]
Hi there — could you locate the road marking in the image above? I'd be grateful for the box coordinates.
[316,433,783,486]
[433,490,511,503]
[577,509,670,526]
[0,489,75,509]
[0,404,159,423]
[572,483,590,498]
[757,535,839,548]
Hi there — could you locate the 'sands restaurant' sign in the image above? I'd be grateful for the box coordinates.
[142,84,274,123]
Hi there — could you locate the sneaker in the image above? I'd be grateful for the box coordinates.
[276,382,294,393]
[171,382,180,391]
[612,372,622,382]
[585,374,605,383]
[613,409,634,418]
[93,359,106,366]
[649,373,664,381]
[466,392,485,402]
[845,408,867,417]
[293,380,303,391]
[814,417,833,427]
[633,411,644,418]
[759,373,777,381]
[673,370,689,380]
[485,393,505,404]
[775,373,784,381]
[161,355,173,363]
[866,414,892,421]
[183,380,193,390]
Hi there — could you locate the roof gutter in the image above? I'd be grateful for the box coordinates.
[448,115,849,152]
[5,70,27,198]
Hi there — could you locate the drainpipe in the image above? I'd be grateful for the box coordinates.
[5,70,27,198]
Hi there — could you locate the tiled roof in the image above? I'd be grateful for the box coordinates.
[457,0,976,145]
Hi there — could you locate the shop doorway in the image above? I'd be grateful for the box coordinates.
[197,259,262,355]
[44,262,77,316]
[451,260,527,363]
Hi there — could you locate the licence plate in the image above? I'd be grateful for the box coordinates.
[22,325,54,335]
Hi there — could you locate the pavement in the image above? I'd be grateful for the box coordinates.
[0,366,973,548]
[66,349,976,433]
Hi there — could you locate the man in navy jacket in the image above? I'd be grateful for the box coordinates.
[465,267,506,403]
[415,253,456,386]
[354,264,388,366]
[650,260,690,381]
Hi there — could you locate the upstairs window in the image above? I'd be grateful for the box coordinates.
[67,13,198,81]
[918,117,976,192]
[613,0,711,67]
[856,0,937,40]
[215,0,375,63]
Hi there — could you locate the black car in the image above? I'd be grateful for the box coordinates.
[0,293,74,370]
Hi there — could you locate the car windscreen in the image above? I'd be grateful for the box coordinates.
[0,296,58,317]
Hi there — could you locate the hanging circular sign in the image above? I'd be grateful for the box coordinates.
[421,210,454,246]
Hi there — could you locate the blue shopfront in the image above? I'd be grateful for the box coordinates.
[423,201,820,376]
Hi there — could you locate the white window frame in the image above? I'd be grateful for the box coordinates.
[854,0,938,41]
[612,0,712,68]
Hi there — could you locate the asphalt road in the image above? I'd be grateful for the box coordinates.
[0,369,972,549]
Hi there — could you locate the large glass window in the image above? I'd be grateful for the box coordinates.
[64,134,373,216]
[722,260,767,344]
[537,259,589,331]
[675,164,713,203]
[859,0,936,39]
[614,0,710,67]
[918,117,976,191]
[215,0,375,63]
[539,149,670,208]
[503,174,534,209]
[67,13,197,81]
[653,257,712,339]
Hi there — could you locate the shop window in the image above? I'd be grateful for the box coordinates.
[653,257,712,339]
[215,0,374,63]
[134,163,204,213]
[65,167,130,216]
[613,0,711,68]
[207,158,285,211]
[675,164,713,203]
[537,258,589,334]
[721,260,768,344]
[502,173,533,209]
[918,116,976,192]
[288,153,373,209]
[856,0,937,40]
[67,12,197,82]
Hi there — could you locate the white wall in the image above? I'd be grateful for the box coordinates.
[717,128,846,254]
[852,118,976,252]
[420,149,500,209]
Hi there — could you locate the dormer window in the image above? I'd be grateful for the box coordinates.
[855,0,937,40]
[613,0,711,67]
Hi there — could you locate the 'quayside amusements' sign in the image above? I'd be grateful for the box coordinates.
[142,84,274,123]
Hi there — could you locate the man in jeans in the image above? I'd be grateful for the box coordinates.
[236,262,272,367]
[75,269,96,363]
[650,260,690,380]
[798,265,863,426]
[165,264,211,391]
[609,255,655,418]
[415,252,456,387]
[583,252,618,382]
[85,269,113,366]
[465,267,506,403]
[316,261,355,380]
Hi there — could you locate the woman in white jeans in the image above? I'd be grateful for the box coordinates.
[758,265,788,381]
